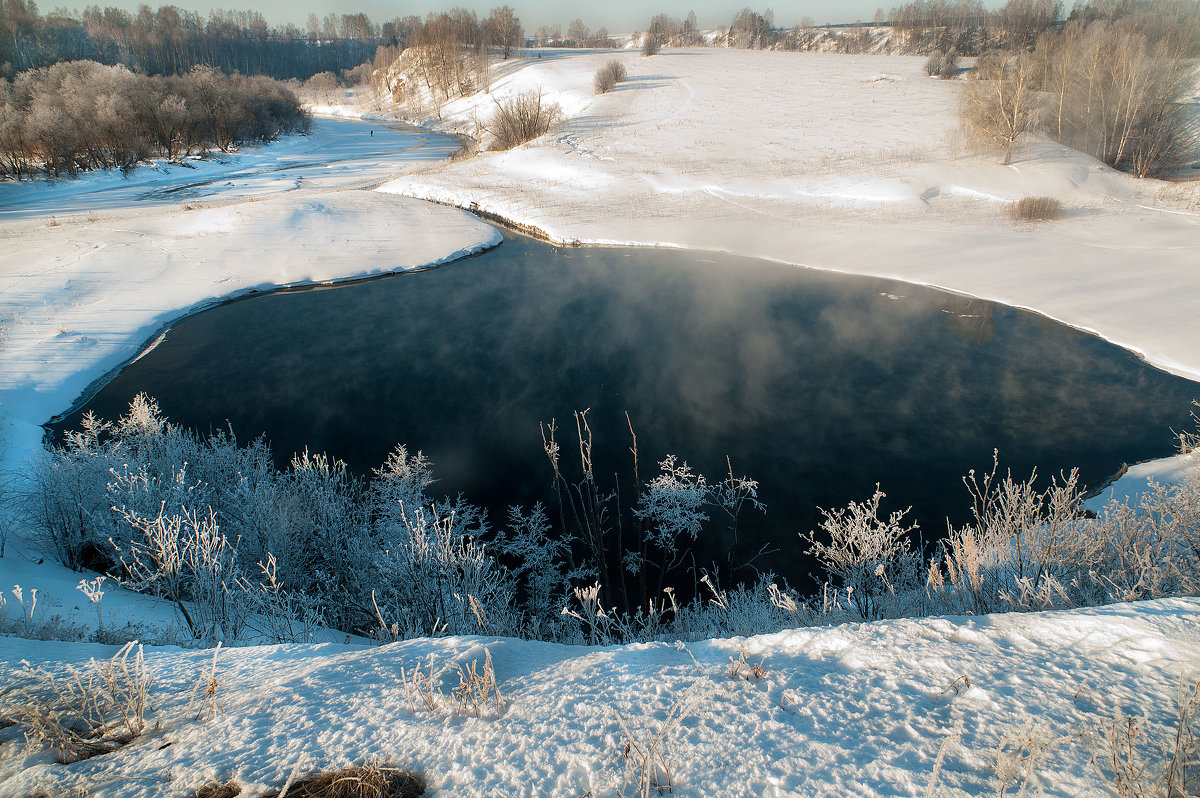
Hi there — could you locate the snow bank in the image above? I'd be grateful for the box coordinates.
[2,597,1197,797]
[380,48,1200,385]
[0,118,499,477]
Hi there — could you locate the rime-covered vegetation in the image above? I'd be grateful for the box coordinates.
[0,60,308,178]
[959,1,1200,175]
[20,395,1200,648]
[0,0,380,80]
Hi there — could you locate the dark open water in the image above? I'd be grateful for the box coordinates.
[54,233,1199,586]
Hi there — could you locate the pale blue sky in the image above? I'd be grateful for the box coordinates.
[70,1,1011,33]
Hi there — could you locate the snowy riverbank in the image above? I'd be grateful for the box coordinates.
[378,49,1200,386]
[2,580,1197,797]
[0,117,500,476]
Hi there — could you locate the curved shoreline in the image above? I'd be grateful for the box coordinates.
[41,236,503,432]
[410,196,1200,387]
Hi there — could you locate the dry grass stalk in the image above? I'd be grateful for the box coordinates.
[264,764,424,798]
[6,641,150,762]
[187,642,222,722]
[941,674,971,697]
[401,648,504,718]
[1103,680,1199,798]
[728,650,767,682]
[614,687,697,798]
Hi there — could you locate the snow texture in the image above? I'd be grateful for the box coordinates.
[1,588,1197,797]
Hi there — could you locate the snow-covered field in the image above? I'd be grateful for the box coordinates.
[2,50,1199,797]
[379,48,1200,386]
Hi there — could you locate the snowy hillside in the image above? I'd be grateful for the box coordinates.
[2,576,1198,798]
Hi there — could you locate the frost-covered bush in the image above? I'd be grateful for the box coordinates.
[23,394,1200,648]
[494,503,582,638]
[367,506,518,639]
[114,504,250,645]
[925,48,960,78]
[29,412,125,572]
[593,59,628,94]
[928,452,1200,615]
[802,486,923,620]
[925,50,947,76]
[931,458,1083,614]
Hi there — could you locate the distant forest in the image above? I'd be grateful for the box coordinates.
[0,0,382,80]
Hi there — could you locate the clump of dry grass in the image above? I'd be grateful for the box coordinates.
[1012,196,1063,221]
[264,764,424,798]
[728,649,767,682]
[481,91,560,151]
[195,780,242,798]
[4,641,150,763]
[402,648,505,718]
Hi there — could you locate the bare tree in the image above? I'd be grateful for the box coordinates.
[566,19,590,48]
[960,51,1040,164]
[484,5,521,59]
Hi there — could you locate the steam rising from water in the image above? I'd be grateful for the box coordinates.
[57,234,1198,586]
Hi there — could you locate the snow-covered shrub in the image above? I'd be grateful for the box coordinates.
[803,486,923,620]
[368,505,518,639]
[931,450,1199,614]
[925,48,960,78]
[925,50,947,76]
[276,449,369,629]
[933,458,1083,614]
[28,411,123,572]
[494,503,581,637]
[482,90,561,150]
[113,504,250,645]
[670,574,814,640]
[1087,475,1200,604]
[593,59,628,94]
[561,581,679,645]
[370,444,436,529]
[1176,402,1200,455]
[235,556,326,644]
[633,456,709,572]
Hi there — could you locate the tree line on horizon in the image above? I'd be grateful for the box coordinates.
[0,60,307,179]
